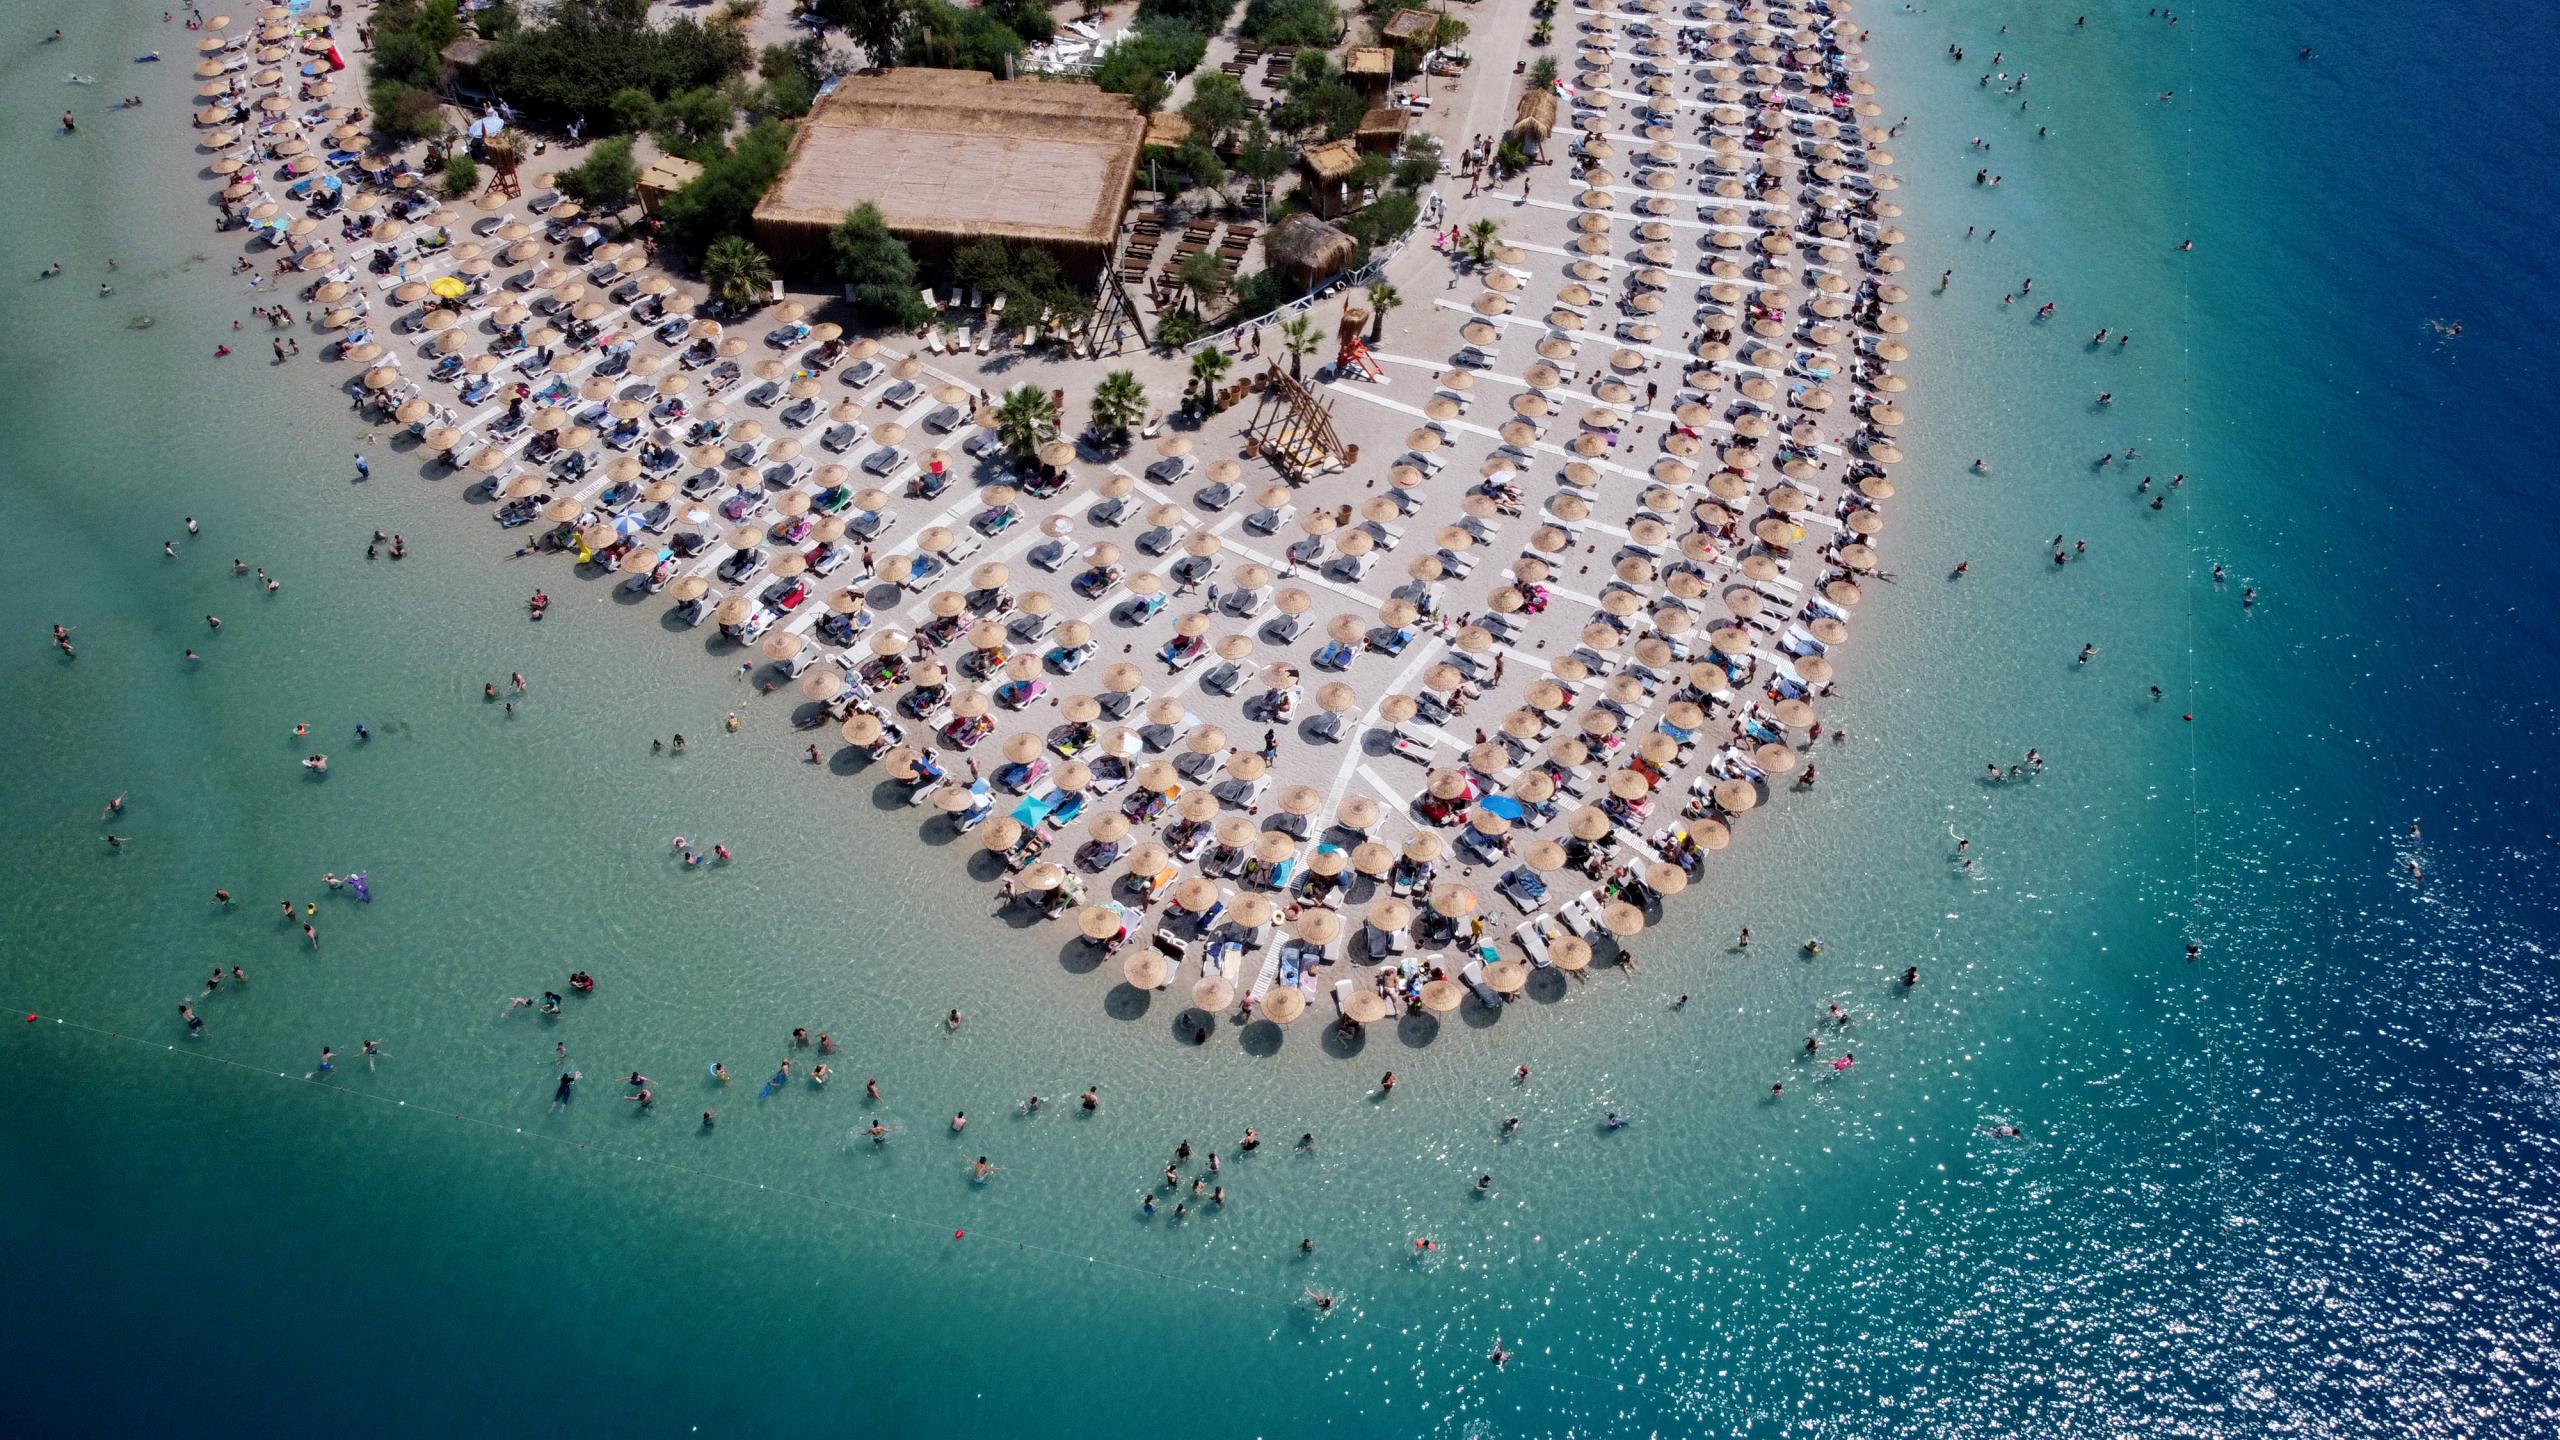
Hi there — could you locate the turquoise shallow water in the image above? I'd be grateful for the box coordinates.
[6,3,2559,1436]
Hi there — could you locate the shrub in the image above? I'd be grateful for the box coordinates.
[1093,22,1208,110]
[899,0,1026,76]
[651,86,737,161]
[442,153,480,198]
[1240,0,1338,47]
[1343,188,1419,250]
[473,1,750,132]
[655,118,793,254]
[1138,0,1238,36]
[555,136,639,210]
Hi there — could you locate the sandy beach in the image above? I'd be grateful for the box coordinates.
[179,0,1912,1045]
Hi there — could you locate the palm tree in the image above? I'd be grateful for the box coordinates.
[1187,346,1232,414]
[1364,282,1401,343]
[1088,369,1147,447]
[1278,314,1323,381]
[703,236,775,312]
[1461,219,1502,268]
[993,384,1059,463]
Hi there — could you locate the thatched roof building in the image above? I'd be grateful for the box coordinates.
[1380,8,1438,50]
[1263,214,1357,286]
[752,69,1146,273]
[1298,138,1364,219]
[1344,47,1395,92]
[1356,104,1410,155]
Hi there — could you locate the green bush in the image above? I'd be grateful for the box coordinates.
[1393,138,1440,191]
[1224,267,1297,324]
[953,238,1087,324]
[900,0,1026,76]
[654,118,794,254]
[473,0,750,132]
[1093,22,1208,110]
[441,153,480,198]
[812,0,908,68]
[1343,188,1419,250]
[1181,71,1252,148]
[607,87,659,134]
[555,136,639,210]
[651,86,737,160]
[1240,0,1338,46]
[983,0,1056,43]
[1269,52,1365,140]
[373,82,447,141]
[1137,0,1238,37]
[756,39,825,117]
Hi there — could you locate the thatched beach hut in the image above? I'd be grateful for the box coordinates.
[1264,214,1357,288]
[1511,89,1558,160]
[1298,138,1364,219]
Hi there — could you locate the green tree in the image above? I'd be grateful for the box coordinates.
[1187,345,1232,410]
[1091,22,1207,110]
[1528,56,1559,90]
[1364,281,1400,343]
[1174,134,1228,199]
[755,39,827,116]
[1239,0,1337,46]
[1461,217,1502,266]
[556,136,639,211]
[983,0,1056,43]
[655,118,793,253]
[1353,151,1393,197]
[704,235,775,311]
[1180,71,1252,149]
[1270,50,1364,139]
[830,202,933,330]
[652,86,737,160]
[900,0,1024,76]
[1137,0,1240,35]
[473,3,750,131]
[1278,313,1321,380]
[814,0,908,67]
[993,385,1061,462]
[608,86,659,134]
[1154,310,1205,349]
[1234,122,1290,218]
[1173,249,1228,316]
[1089,370,1148,443]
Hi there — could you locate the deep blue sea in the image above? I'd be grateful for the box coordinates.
[3,1,2557,1435]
